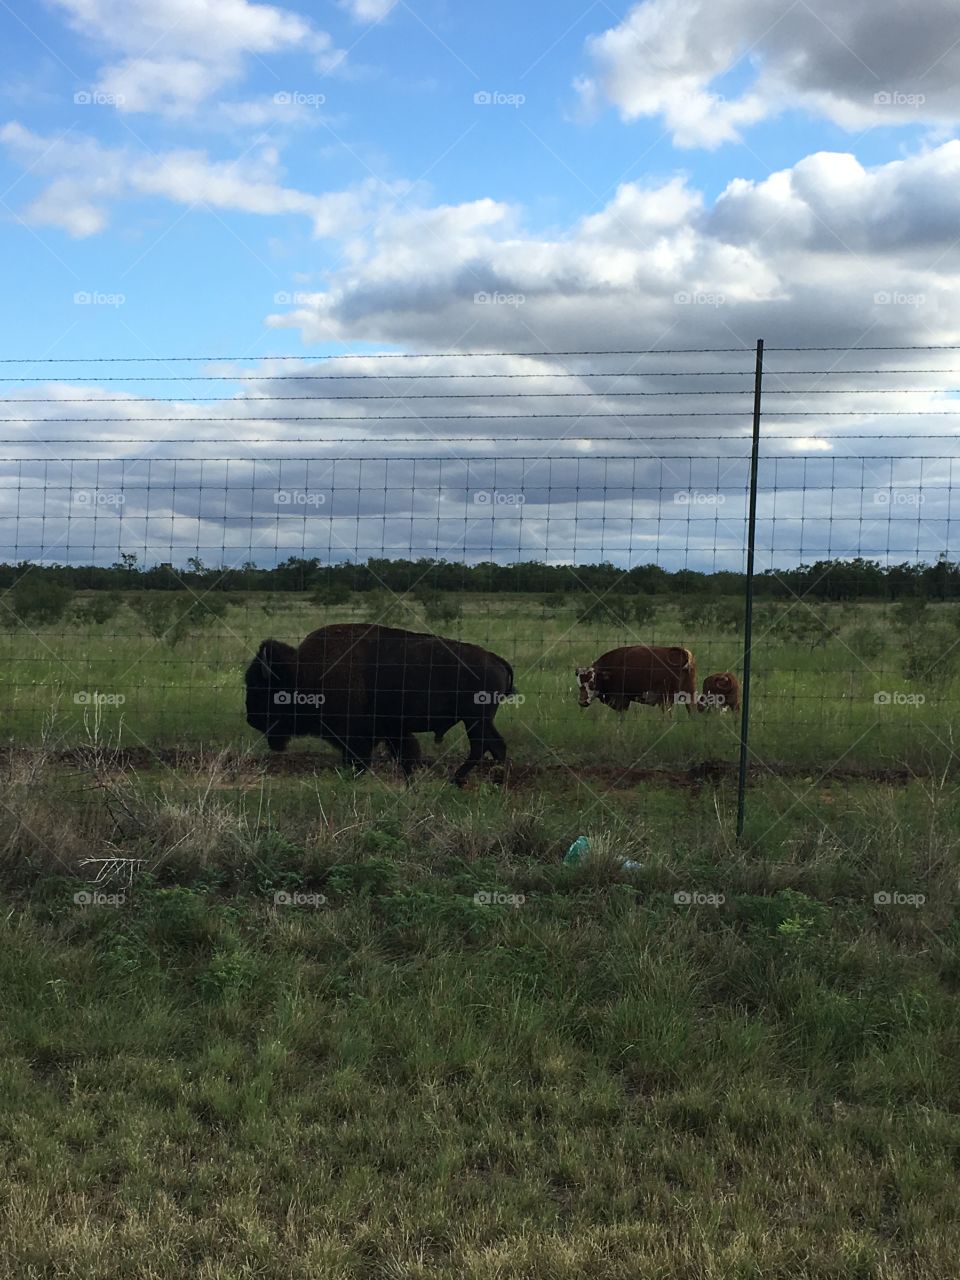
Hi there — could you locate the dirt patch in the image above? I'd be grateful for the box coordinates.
[0,745,921,790]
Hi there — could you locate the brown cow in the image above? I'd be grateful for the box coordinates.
[576,645,697,716]
[700,671,741,712]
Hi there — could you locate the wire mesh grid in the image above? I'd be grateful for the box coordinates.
[1,343,958,782]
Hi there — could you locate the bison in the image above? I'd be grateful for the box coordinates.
[245,623,515,784]
[576,645,697,715]
[700,671,741,712]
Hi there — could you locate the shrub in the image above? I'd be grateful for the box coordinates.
[577,595,650,627]
[74,592,122,626]
[311,582,352,607]
[128,593,228,646]
[677,598,719,630]
[363,591,409,626]
[902,623,958,684]
[413,588,463,628]
[8,580,74,628]
[846,625,885,662]
[895,598,928,631]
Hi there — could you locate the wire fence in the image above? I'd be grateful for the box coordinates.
[1,342,959,818]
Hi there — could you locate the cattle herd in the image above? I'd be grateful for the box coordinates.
[245,623,741,784]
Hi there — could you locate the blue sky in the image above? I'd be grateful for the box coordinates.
[1,0,959,575]
[3,0,959,362]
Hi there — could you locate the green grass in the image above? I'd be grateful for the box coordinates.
[1,592,957,772]
[1,756,959,1277]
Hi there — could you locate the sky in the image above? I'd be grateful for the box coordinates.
[1,0,960,570]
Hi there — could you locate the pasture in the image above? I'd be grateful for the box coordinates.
[1,589,956,773]
[2,589,958,1278]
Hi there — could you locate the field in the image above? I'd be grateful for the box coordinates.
[1,590,957,773]
[2,592,959,1278]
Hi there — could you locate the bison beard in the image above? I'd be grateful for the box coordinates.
[245,623,514,785]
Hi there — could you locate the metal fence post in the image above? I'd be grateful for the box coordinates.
[736,338,764,841]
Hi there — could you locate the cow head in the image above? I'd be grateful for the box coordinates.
[244,638,300,750]
[576,666,597,707]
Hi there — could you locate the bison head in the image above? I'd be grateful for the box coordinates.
[575,666,597,707]
[244,638,300,750]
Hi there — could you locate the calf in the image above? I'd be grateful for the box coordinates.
[700,671,741,712]
[576,645,697,716]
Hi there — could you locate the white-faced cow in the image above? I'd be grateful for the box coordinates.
[699,671,741,712]
[245,622,514,785]
[576,645,698,715]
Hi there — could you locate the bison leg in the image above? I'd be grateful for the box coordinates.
[266,733,290,752]
[341,738,375,774]
[453,720,507,786]
[385,735,423,779]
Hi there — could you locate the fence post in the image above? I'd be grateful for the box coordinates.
[736,338,764,841]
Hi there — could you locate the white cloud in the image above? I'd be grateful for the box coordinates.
[339,0,399,21]
[0,123,394,237]
[263,142,960,356]
[54,0,343,116]
[578,0,960,146]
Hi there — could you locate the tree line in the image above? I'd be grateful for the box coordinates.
[1,553,959,601]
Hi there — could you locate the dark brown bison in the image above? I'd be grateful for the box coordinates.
[245,623,515,784]
[576,645,697,715]
[700,671,741,712]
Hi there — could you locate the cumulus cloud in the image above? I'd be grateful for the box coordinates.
[0,124,398,237]
[54,0,343,116]
[577,0,960,146]
[260,142,960,356]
